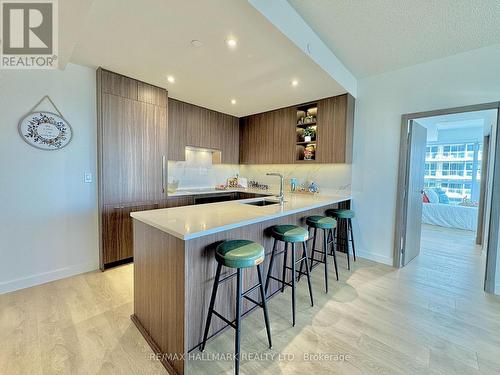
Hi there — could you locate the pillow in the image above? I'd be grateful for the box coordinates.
[424,189,439,204]
[422,192,430,203]
[434,188,449,204]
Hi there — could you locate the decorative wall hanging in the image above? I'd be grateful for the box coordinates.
[18,95,73,150]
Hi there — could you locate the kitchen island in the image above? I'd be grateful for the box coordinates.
[130,193,351,375]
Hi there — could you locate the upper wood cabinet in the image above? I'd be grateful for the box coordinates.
[239,93,354,164]
[100,88,167,204]
[167,98,239,163]
[316,94,354,163]
[239,107,295,164]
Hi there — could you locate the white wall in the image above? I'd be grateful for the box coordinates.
[0,63,98,294]
[352,44,500,276]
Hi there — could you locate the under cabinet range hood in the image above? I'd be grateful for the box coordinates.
[185,146,222,164]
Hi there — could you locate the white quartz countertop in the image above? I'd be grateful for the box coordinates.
[131,193,351,240]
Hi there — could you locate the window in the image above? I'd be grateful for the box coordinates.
[451,144,466,158]
[424,180,436,188]
[424,141,483,205]
[466,162,473,177]
[425,163,437,176]
[426,146,438,159]
[443,145,451,157]
[441,162,465,176]
[442,144,467,158]
[466,143,475,158]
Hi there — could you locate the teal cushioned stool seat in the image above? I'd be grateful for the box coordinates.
[271,225,309,243]
[215,240,265,269]
[306,215,337,229]
[326,209,355,219]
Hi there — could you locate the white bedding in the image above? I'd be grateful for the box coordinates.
[421,203,478,231]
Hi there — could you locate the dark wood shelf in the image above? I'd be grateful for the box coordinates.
[296,122,317,128]
[296,141,317,145]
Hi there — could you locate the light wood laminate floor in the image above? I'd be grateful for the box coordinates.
[1,224,499,374]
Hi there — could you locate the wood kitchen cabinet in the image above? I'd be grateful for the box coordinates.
[102,203,160,266]
[316,94,354,163]
[97,68,168,269]
[239,107,296,164]
[166,195,195,208]
[167,98,239,163]
[239,93,354,164]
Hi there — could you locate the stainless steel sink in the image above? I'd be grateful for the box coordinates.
[242,199,280,207]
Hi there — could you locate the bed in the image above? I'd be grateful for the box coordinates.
[421,203,478,231]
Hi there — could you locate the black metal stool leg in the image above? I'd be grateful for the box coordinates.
[302,241,314,307]
[309,227,318,267]
[257,264,272,349]
[281,242,288,293]
[264,239,277,296]
[322,229,329,293]
[200,262,223,352]
[235,268,242,375]
[327,228,334,255]
[297,227,311,282]
[331,229,339,281]
[345,219,351,270]
[348,218,356,261]
[291,242,296,327]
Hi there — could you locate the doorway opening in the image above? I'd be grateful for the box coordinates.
[394,103,500,293]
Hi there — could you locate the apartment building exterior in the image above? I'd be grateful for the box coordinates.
[424,141,482,204]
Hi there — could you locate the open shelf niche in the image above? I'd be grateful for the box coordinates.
[295,103,318,161]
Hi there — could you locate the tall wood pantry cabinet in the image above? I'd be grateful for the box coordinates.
[97,68,168,269]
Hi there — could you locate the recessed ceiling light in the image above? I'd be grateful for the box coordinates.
[167,75,175,83]
[291,79,299,87]
[226,37,237,49]
[230,99,237,105]
[191,39,203,48]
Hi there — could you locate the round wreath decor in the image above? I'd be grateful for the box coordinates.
[19,111,72,150]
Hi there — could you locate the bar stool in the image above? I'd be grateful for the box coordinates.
[264,225,314,327]
[326,209,357,270]
[200,240,272,375]
[304,216,338,293]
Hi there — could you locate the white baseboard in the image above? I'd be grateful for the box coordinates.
[355,249,393,266]
[0,261,98,295]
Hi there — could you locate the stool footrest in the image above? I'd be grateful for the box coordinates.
[243,295,264,308]
[212,310,236,329]
[242,283,261,296]
[218,271,237,284]
[283,265,309,278]
[210,281,265,331]
[267,275,293,288]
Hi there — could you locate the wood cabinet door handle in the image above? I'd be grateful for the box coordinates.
[162,155,166,194]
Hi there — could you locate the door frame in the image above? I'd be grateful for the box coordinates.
[393,102,500,293]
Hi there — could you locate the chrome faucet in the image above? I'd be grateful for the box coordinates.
[266,173,284,203]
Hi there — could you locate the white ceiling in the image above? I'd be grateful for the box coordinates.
[68,0,346,117]
[288,0,500,78]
